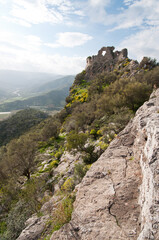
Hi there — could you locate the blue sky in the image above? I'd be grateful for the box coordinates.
[0,0,159,75]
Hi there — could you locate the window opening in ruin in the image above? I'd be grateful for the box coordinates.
[102,51,106,56]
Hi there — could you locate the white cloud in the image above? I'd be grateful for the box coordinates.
[119,27,159,61]
[73,10,85,17]
[75,0,159,30]
[0,31,42,52]
[89,0,110,7]
[0,31,86,74]
[1,0,159,30]
[45,32,93,48]
[10,0,64,26]
[1,0,83,27]
[111,0,159,30]
[0,48,86,74]
[123,0,134,6]
[87,0,111,22]
[44,43,60,48]
[2,16,32,27]
[0,0,6,4]
[25,35,42,47]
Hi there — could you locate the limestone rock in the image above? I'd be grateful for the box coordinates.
[54,151,81,176]
[50,89,159,240]
[16,215,49,240]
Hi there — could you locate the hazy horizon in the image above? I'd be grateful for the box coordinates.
[0,0,158,75]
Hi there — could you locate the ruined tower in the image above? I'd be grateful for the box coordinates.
[86,46,128,69]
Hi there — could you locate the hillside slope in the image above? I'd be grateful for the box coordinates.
[0,70,61,92]
[0,46,159,240]
[0,86,70,111]
[51,86,159,240]
[0,108,48,146]
[32,75,75,94]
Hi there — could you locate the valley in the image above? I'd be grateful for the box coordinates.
[0,74,74,113]
[0,112,11,121]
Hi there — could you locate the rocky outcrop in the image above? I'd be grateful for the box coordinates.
[86,47,127,69]
[15,152,83,240]
[85,46,128,80]
[50,88,159,240]
[16,214,49,240]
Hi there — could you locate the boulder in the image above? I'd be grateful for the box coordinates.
[16,215,49,240]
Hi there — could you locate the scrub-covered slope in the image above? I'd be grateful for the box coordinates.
[0,46,159,240]
[51,84,159,240]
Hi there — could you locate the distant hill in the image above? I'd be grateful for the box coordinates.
[0,86,71,112]
[0,70,61,96]
[0,108,48,146]
[0,89,8,100]
[32,75,75,94]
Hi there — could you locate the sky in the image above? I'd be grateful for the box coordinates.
[0,0,159,75]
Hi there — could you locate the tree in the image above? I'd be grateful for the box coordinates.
[122,81,151,111]
[41,118,60,141]
[5,133,37,180]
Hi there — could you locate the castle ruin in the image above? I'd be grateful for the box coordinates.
[86,46,128,69]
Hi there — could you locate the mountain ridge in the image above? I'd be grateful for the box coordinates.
[0,46,159,240]
[0,75,75,111]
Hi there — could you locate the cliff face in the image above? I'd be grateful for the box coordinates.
[51,89,159,240]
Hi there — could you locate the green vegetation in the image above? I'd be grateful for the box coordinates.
[52,194,75,231]
[0,56,159,239]
[34,75,75,93]
[0,108,48,146]
[0,178,46,240]
[0,113,11,121]
[66,131,88,151]
[0,87,70,112]
[74,163,90,183]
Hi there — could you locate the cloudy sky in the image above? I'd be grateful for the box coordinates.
[0,0,159,75]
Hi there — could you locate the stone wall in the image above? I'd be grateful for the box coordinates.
[85,46,128,80]
[86,46,128,69]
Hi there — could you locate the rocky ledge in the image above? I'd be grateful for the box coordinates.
[51,88,159,240]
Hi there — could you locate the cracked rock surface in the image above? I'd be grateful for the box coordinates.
[51,89,159,240]
[16,214,49,240]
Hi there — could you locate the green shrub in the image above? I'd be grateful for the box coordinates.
[66,131,88,152]
[0,221,7,235]
[74,163,89,183]
[55,151,62,160]
[4,200,34,240]
[90,128,101,139]
[97,141,109,150]
[39,160,59,173]
[90,129,97,136]
[74,70,86,85]
[61,178,74,193]
[41,119,60,141]
[20,178,45,213]
[52,194,75,232]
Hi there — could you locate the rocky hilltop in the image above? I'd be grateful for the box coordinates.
[1,46,159,240]
[85,46,128,80]
[51,89,159,239]
[15,47,159,240]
